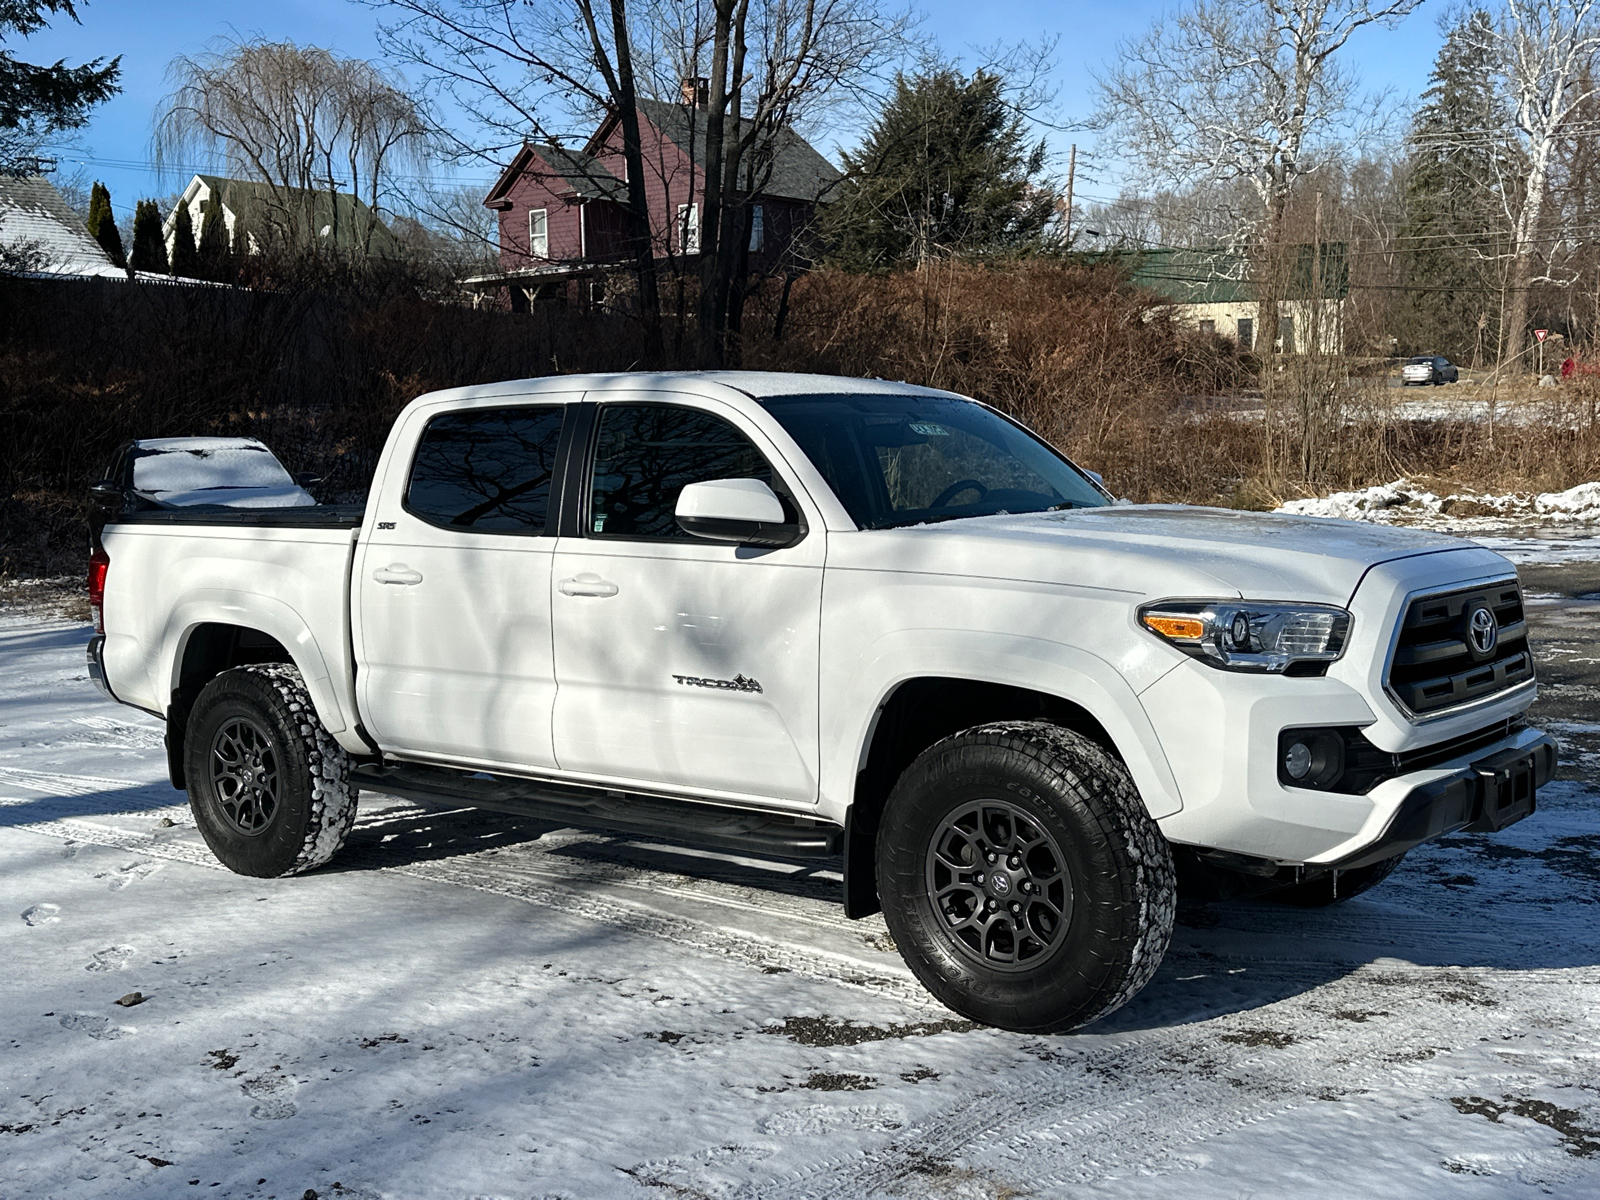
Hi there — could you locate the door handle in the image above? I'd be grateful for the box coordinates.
[559,574,619,598]
[372,564,424,586]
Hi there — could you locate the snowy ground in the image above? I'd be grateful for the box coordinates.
[4,550,1600,1200]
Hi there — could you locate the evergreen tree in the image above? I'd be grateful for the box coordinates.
[196,194,231,281]
[84,180,126,268]
[169,201,200,278]
[824,67,1058,270]
[1395,12,1519,363]
[128,199,169,274]
[0,1,120,171]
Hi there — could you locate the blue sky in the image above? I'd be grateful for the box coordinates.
[23,0,1445,221]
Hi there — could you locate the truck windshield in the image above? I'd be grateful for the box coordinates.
[759,393,1110,529]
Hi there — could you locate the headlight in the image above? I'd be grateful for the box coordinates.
[1138,600,1351,673]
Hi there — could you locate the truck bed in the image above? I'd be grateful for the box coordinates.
[108,503,365,529]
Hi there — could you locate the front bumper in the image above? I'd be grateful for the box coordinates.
[1326,733,1555,869]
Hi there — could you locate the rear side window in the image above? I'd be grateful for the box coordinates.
[406,406,566,533]
[588,404,776,539]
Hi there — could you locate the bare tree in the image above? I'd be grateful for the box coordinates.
[1471,0,1600,369]
[1094,0,1420,349]
[371,0,913,363]
[154,38,430,253]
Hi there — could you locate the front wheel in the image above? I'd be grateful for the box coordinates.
[184,664,358,877]
[876,722,1175,1033]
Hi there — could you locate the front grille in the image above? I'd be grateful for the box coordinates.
[1386,580,1533,716]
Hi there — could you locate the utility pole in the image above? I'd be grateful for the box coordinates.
[1064,143,1077,247]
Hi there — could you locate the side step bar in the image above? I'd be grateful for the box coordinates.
[350,761,844,860]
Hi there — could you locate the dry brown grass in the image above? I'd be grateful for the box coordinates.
[3,257,1596,577]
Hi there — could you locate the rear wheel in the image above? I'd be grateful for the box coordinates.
[184,664,357,877]
[1268,853,1405,907]
[876,722,1175,1033]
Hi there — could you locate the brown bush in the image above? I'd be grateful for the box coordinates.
[746,260,1261,504]
[3,256,1596,578]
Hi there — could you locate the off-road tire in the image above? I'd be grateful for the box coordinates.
[1268,852,1406,907]
[184,664,357,877]
[876,721,1176,1033]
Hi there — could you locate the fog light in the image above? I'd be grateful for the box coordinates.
[1284,741,1313,780]
[1277,727,1348,790]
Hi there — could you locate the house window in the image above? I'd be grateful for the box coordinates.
[749,204,764,252]
[1198,319,1215,337]
[529,208,548,259]
[677,203,700,254]
[1279,315,1295,354]
[1236,317,1254,350]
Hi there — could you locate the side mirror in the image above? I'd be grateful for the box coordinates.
[89,480,123,505]
[675,479,798,547]
[1083,469,1104,487]
[295,471,323,489]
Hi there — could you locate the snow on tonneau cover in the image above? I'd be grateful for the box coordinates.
[128,437,314,508]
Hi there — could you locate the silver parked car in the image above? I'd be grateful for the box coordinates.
[1402,355,1460,386]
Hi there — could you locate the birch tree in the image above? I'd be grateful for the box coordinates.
[1474,0,1600,368]
[1094,0,1420,349]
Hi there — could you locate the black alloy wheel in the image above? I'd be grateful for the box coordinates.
[208,716,281,835]
[925,799,1072,972]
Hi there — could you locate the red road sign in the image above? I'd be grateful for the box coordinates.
[1535,329,1549,342]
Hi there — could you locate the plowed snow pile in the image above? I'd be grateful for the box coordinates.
[1277,480,1600,529]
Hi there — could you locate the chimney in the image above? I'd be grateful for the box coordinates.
[679,77,710,109]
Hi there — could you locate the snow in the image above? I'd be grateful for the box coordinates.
[130,438,315,508]
[0,175,126,279]
[1275,478,1600,543]
[2,612,1599,1198]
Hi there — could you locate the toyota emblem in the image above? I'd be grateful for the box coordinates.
[1467,605,1498,657]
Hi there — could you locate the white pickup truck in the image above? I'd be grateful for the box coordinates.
[88,371,1554,1032]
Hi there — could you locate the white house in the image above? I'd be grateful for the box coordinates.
[163,174,402,259]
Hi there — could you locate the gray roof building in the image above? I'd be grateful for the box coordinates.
[628,99,842,203]
[0,173,124,278]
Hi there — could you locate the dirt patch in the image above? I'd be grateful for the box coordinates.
[801,1072,877,1092]
[1218,1029,1296,1048]
[764,1015,976,1047]
[1452,1094,1600,1156]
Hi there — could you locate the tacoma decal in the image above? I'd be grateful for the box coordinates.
[673,673,764,694]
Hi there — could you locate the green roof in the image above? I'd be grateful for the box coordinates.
[1104,244,1349,304]
[193,175,403,257]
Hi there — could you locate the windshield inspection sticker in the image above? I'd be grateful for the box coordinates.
[908,423,950,436]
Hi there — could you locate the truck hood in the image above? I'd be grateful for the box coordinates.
[846,504,1497,605]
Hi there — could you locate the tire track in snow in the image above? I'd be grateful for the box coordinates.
[378,852,935,1008]
[0,766,151,798]
[746,962,1596,1198]
[16,799,936,1009]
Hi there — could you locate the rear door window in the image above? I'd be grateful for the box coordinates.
[406,405,566,533]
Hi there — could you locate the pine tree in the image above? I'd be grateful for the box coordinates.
[169,201,200,278]
[84,180,127,269]
[824,67,1058,270]
[197,194,231,282]
[1395,12,1519,362]
[129,199,169,274]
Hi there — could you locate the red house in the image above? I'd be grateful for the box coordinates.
[476,91,840,308]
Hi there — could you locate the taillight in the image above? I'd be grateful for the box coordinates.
[89,547,109,633]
